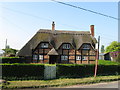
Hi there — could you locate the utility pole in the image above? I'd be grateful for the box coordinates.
[94,36,100,78]
[98,36,100,60]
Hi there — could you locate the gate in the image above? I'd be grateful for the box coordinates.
[44,65,56,79]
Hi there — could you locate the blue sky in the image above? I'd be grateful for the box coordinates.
[0,1,118,52]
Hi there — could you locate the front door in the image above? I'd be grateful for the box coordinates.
[49,55,57,64]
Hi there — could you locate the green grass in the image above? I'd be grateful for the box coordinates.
[2,75,120,89]
[98,60,120,65]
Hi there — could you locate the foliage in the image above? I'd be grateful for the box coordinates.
[1,60,120,81]
[105,41,120,53]
[98,60,119,65]
[1,57,25,63]
[2,64,44,80]
[56,64,119,78]
[2,75,120,89]
[101,45,105,53]
[2,45,18,56]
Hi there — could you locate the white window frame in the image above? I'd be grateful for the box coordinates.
[39,55,43,60]
[63,44,70,49]
[41,43,48,48]
[76,56,81,60]
[61,55,68,60]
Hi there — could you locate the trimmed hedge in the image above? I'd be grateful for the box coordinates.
[1,57,25,63]
[1,63,120,80]
[2,64,44,80]
[56,64,119,78]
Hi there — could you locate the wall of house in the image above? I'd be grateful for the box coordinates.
[32,42,52,63]
[32,42,96,64]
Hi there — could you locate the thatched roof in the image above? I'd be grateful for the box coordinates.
[17,29,97,56]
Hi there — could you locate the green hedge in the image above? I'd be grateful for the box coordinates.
[1,57,25,63]
[56,64,119,78]
[1,63,120,80]
[2,64,44,80]
[97,65,119,75]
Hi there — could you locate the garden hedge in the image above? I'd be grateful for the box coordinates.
[1,57,25,63]
[56,64,120,78]
[2,64,44,80]
[1,63,120,80]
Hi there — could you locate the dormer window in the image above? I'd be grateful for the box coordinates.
[41,43,48,48]
[63,44,70,49]
[83,44,90,50]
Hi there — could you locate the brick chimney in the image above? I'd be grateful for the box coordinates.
[52,21,55,31]
[90,25,94,37]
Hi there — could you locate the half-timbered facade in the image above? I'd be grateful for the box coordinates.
[18,22,97,64]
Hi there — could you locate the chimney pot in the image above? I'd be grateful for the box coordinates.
[90,25,94,37]
[52,21,55,31]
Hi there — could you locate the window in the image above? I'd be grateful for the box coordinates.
[39,55,43,60]
[63,44,70,49]
[76,56,81,60]
[33,55,38,60]
[61,55,68,60]
[33,55,38,63]
[82,56,87,60]
[83,44,90,50]
[41,43,48,48]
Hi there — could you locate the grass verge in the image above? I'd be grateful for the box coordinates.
[2,75,120,89]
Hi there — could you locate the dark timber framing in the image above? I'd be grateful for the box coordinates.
[75,50,76,63]
[31,42,96,64]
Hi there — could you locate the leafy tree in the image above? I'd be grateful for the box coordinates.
[2,45,18,56]
[105,41,120,53]
[101,45,105,53]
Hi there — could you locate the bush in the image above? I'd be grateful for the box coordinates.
[56,64,95,78]
[1,57,25,63]
[2,63,44,80]
[97,65,119,76]
[56,64,120,78]
[98,60,119,65]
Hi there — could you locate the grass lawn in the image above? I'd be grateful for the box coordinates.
[98,60,120,65]
[2,75,120,89]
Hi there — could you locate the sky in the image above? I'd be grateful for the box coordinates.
[0,0,119,53]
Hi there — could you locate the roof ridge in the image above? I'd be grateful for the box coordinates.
[37,29,90,35]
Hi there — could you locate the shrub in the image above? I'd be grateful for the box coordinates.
[56,64,119,78]
[2,64,44,80]
[56,64,95,78]
[1,57,25,63]
[97,65,119,76]
[98,60,119,65]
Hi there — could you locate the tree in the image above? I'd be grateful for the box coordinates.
[105,41,120,53]
[101,45,105,53]
[2,45,18,56]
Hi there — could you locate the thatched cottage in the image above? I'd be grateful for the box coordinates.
[18,22,97,64]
